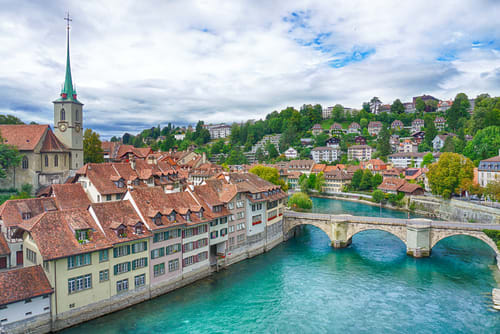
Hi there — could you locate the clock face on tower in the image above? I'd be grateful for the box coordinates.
[59,123,67,132]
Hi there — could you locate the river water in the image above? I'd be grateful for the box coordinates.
[63,197,500,333]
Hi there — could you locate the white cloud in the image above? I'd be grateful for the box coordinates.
[0,0,499,138]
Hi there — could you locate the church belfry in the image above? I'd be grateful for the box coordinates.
[53,13,84,170]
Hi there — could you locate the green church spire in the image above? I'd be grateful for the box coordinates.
[59,13,79,103]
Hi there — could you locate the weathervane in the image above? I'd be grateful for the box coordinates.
[64,12,72,30]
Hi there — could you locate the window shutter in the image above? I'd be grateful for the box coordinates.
[151,250,155,259]
[182,230,185,238]
[126,245,131,255]
[182,244,185,252]
[113,248,118,258]
[143,241,147,251]
[127,262,131,272]
[131,244,136,254]
[144,257,148,267]
[160,248,165,257]
[154,234,159,243]
[132,260,136,270]
[114,264,118,275]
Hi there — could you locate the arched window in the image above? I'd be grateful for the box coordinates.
[44,155,49,167]
[60,108,66,121]
[54,155,58,167]
[22,156,28,169]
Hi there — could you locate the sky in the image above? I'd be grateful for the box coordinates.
[0,0,499,139]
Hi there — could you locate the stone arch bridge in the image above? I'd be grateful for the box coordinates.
[283,211,500,267]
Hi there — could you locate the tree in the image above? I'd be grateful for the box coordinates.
[371,173,383,188]
[421,153,434,167]
[472,96,500,133]
[484,180,500,202]
[83,129,104,164]
[376,125,391,157]
[351,169,364,190]
[299,174,309,193]
[0,114,24,125]
[427,153,474,198]
[266,142,279,159]
[463,126,500,164]
[110,136,120,142]
[225,148,247,165]
[362,102,370,113]
[307,173,317,190]
[359,169,373,190]
[332,104,344,121]
[424,114,437,147]
[314,133,329,147]
[372,190,384,203]
[391,99,405,114]
[288,192,312,211]
[446,93,470,131]
[255,147,266,162]
[415,98,426,113]
[249,165,288,191]
[315,172,325,192]
[0,138,22,179]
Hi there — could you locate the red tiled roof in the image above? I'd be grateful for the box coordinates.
[18,209,110,260]
[77,163,131,195]
[378,177,406,192]
[0,266,53,306]
[0,124,48,151]
[51,183,91,210]
[40,129,68,152]
[0,197,58,228]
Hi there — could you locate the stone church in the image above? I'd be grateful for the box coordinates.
[0,22,83,192]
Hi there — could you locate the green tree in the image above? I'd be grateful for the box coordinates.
[299,174,309,193]
[359,169,373,190]
[0,114,24,125]
[446,93,470,131]
[307,173,317,190]
[314,133,329,147]
[266,142,279,159]
[0,140,22,179]
[315,172,325,192]
[210,139,226,155]
[427,152,474,198]
[371,173,383,188]
[372,189,384,203]
[288,192,312,210]
[424,114,437,147]
[225,148,247,165]
[421,152,434,167]
[255,147,266,162]
[83,129,105,164]
[462,126,500,164]
[376,125,391,157]
[332,104,344,121]
[415,98,426,113]
[391,99,405,114]
[472,96,500,133]
[249,165,288,191]
[351,169,364,190]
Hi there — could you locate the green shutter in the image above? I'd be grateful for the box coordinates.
[127,245,131,255]
[143,241,147,251]
[144,257,148,267]
[114,264,118,275]
[132,260,136,270]
[151,250,155,259]
[127,262,131,272]
[160,248,164,257]
[153,234,159,243]
[113,248,118,258]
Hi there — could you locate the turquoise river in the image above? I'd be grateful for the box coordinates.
[63,197,500,333]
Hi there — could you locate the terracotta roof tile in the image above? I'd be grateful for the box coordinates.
[0,232,10,255]
[40,129,68,152]
[0,124,48,151]
[51,183,91,210]
[0,266,53,306]
[0,197,58,228]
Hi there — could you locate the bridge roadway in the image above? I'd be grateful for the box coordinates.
[283,210,500,267]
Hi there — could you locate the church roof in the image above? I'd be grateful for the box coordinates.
[40,129,69,152]
[0,124,48,150]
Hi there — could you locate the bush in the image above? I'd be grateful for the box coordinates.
[372,190,384,203]
[484,229,500,248]
[288,192,313,211]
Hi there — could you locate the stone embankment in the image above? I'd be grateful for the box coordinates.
[493,289,500,311]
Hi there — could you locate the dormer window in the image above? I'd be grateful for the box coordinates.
[135,225,143,235]
[22,212,32,220]
[114,178,125,188]
[183,213,191,222]
[153,213,162,225]
[167,212,176,222]
[117,227,127,238]
[76,229,90,243]
[197,209,204,219]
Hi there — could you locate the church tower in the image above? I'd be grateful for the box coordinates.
[53,13,84,170]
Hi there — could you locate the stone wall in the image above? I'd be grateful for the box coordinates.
[1,312,51,334]
[410,196,500,224]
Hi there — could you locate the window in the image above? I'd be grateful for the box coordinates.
[229,225,235,233]
[151,247,165,259]
[54,155,58,167]
[76,230,89,242]
[67,253,91,269]
[132,257,147,270]
[236,200,244,208]
[135,274,145,288]
[99,270,109,282]
[24,299,32,303]
[22,156,28,169]
[43,261,50,272]
[116,194,121,200]
[99,249,109,262]
[135,225,143,235]
[167,213,176,222]
[26,248,37,263]
[229,237,235,245]
[237,212,245,219]
[220,228,227,237]
[237,223,245,231]
[252,215,262,225]
[210,231,218,239]
[152,213,162,225]
[132,241,147,253]
[165,243,181,255]
[168,259,179,272]
[68,274,92,294]
[22,212,32,220]
[228,202,234,210]
[237,234,245,244]
[61,108,66,121]
[116,279,129,293]
[154,263,165,277]
[114,262,131,275]
[75,110,79,121]
[106,195,112,201]
[228,215,235,222]
[198,251,208,262]
[44,155,49,167]
[114,245,130,258]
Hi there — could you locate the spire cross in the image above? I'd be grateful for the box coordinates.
[64,12,72,30]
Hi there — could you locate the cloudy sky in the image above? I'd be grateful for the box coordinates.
[1,0,499,138]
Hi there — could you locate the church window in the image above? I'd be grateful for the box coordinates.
[61,109,66,121]
[22,156,28,169]
[44,155,49,167]
[54,155,59,167]
[75,110,79,121]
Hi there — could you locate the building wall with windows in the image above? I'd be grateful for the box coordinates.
[265,198,284,244]
[77,176,121,203]
[149,227,183,285]
[0,294,50,326]
[181,223,209,275]
[226,194,246,255]
[246,197,266,237]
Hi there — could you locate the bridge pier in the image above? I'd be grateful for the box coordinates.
[406,225,431,258]
[331,222,351,249]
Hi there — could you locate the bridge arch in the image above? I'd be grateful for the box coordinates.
[346,224,407,246]
[283,218,333,242]
[430,230,499,255]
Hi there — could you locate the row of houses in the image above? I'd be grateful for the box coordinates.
[0,172,287,332]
